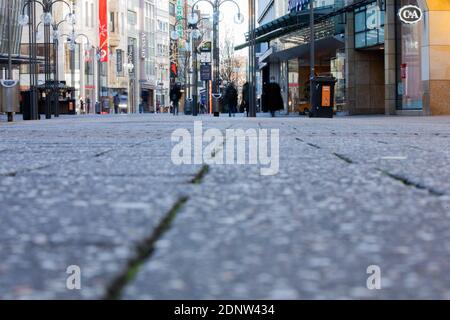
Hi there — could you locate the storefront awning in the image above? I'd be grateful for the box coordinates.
[269,36,345,62]
[235,8,333,51]
[235,0,378,51]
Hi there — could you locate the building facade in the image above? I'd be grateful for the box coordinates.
[14,0,172,114]
[247,0,450,116]
[0,0,24,78]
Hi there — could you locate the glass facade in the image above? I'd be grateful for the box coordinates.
[396,0,423,110]
[354,2,385,49]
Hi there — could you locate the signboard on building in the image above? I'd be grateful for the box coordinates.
[288,0,310,13]
[176,0,184,38]
[398,5,423,24]
[200,64,212,81]
[99,0,108,62]
[140,32,147,59]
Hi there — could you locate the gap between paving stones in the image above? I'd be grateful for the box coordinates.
[0,140,150,177]
[103,124,233,299]
[103,164,210,300]
[293,131,446,196]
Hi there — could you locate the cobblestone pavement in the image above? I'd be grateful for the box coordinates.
[1,114,450,299]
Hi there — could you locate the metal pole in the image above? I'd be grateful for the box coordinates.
[212,1,220,117]
[71,46,75,101]
[248,0,256,117]
[309,0,315,110]
[54,36,59,117]
[6,0,13,122]
[31,1,39,120]
[44,2,51,119]
[192,32,199,116]
[97,50,101,108]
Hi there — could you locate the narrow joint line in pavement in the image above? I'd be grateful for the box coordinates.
[333,153,355,164]
[103,162,211,299]
[103,196,189,300]
[190,165,210,184]
[0,140,150,177]
[377,168,445,197]
[0,163,54,177]
[307,143,321,149]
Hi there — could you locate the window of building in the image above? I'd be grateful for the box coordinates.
[110,12,116,32]
[128,10,137,26]
[354,2,385,49]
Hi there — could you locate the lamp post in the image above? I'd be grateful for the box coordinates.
[18,0,75,120]
[190,0,244,117]
[172,16,209,117]
[6,0,13,122]
[64,31,92,114]
[124,52,135,114]
[35,17,72,117]
[309,0,315,111]
[248,0,256,117]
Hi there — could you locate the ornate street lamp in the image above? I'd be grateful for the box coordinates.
[171,17,209,116]
[18,0,75,120]
[190,0,244,116]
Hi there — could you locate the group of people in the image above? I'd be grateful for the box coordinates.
[78,94,123,115]
[224,78,284,117]
[169,77,285,117]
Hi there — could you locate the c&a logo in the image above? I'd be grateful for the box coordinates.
[398,5,423,24]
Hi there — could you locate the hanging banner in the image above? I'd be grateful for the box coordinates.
[99,0,108,62]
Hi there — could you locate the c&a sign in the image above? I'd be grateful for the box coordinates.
[398,5,423,24]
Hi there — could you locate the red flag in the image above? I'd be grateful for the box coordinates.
[99,0,108,62]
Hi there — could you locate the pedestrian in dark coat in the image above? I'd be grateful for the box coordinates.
[95,101,101,114]
[170,83,182,115]
[113,94,120,114]
[261,82,270,113]
[266,78,284,117]
[241,82,250,116]
[86,98,91,114]
[224,83,238,117]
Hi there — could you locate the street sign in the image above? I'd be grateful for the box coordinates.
[200,64,212,81]
[199,41,212,52]
[200,52,211,63]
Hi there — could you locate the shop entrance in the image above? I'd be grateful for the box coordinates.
[141,89,154,113]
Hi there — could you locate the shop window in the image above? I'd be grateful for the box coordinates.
[355,33,366,48]
[396,0,423,110]
[354,2,384,49]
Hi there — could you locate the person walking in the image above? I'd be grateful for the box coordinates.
[79,97,85,115]
[139,98,145,114]
[170,83,182,116]
[86,98,91,114]
[266,77,284,117]
[241,82,250,116]
[95,100,101,114]
[224,83,238,117]
[113,94,120,114]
